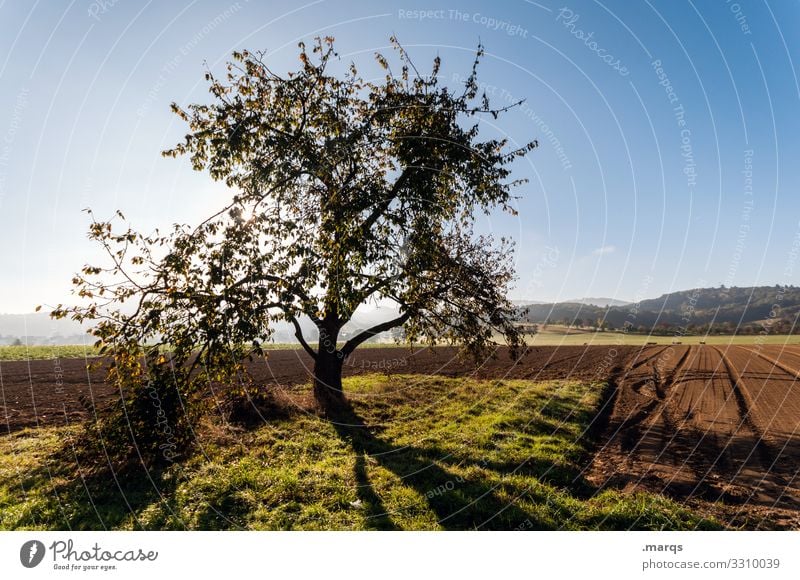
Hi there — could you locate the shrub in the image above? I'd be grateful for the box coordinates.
[78,347,203,469]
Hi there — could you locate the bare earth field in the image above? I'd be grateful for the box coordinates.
[587,344,800,528]
[3,344,800,527]
[0,345,627,434]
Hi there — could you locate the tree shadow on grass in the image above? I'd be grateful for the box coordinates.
[328,401,544,530]
[15,434,184,530]
[352,452,399,530]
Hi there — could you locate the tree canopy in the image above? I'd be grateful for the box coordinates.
[54,36,536,410]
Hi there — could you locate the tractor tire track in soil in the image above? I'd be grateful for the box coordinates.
[6,343,800,527]
[588,344,800,527]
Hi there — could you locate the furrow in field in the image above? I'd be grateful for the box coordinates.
[588,344,800,509]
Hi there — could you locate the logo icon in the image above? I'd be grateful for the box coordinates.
[20,540,45,568]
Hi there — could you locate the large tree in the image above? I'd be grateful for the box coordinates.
[55,37,536,410]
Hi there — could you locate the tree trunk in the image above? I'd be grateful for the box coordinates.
[313,337,345,411]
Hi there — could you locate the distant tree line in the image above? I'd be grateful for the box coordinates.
[520,285,800,335]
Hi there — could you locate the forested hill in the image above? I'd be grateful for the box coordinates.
[519,286,800,333]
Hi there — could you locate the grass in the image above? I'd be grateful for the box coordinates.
[0,374,719,530]
[0,344,101,361]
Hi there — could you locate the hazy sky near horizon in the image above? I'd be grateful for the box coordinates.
[1,0,799,314]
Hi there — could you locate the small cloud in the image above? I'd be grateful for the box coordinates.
[592,245,616,255]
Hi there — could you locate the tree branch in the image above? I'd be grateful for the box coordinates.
[341,310,411,357]
[358,166,413,235]
[288,315,317,360]
[228,273,322,327]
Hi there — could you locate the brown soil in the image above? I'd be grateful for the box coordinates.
[587,344,800,528]
[6,343,800,527]
[0,344,632,434]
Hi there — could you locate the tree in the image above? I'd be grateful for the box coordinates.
[54,37,536,411]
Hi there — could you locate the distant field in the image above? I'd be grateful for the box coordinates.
[0,345,100,361]
[0,341,401,361]
[3,332,800,360]
[520,326,800,346]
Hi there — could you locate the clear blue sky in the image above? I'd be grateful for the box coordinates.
[1,0,799,313]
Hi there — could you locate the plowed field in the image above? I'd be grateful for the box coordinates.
[0,345,631,434]
[588,344,800,526]
[4,343,800,526]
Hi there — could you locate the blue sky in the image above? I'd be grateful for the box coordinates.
[1,0,799,313]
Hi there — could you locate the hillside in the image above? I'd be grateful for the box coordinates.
[520,285,800,334]
[4,286,798,345]
[561,297,632,308]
